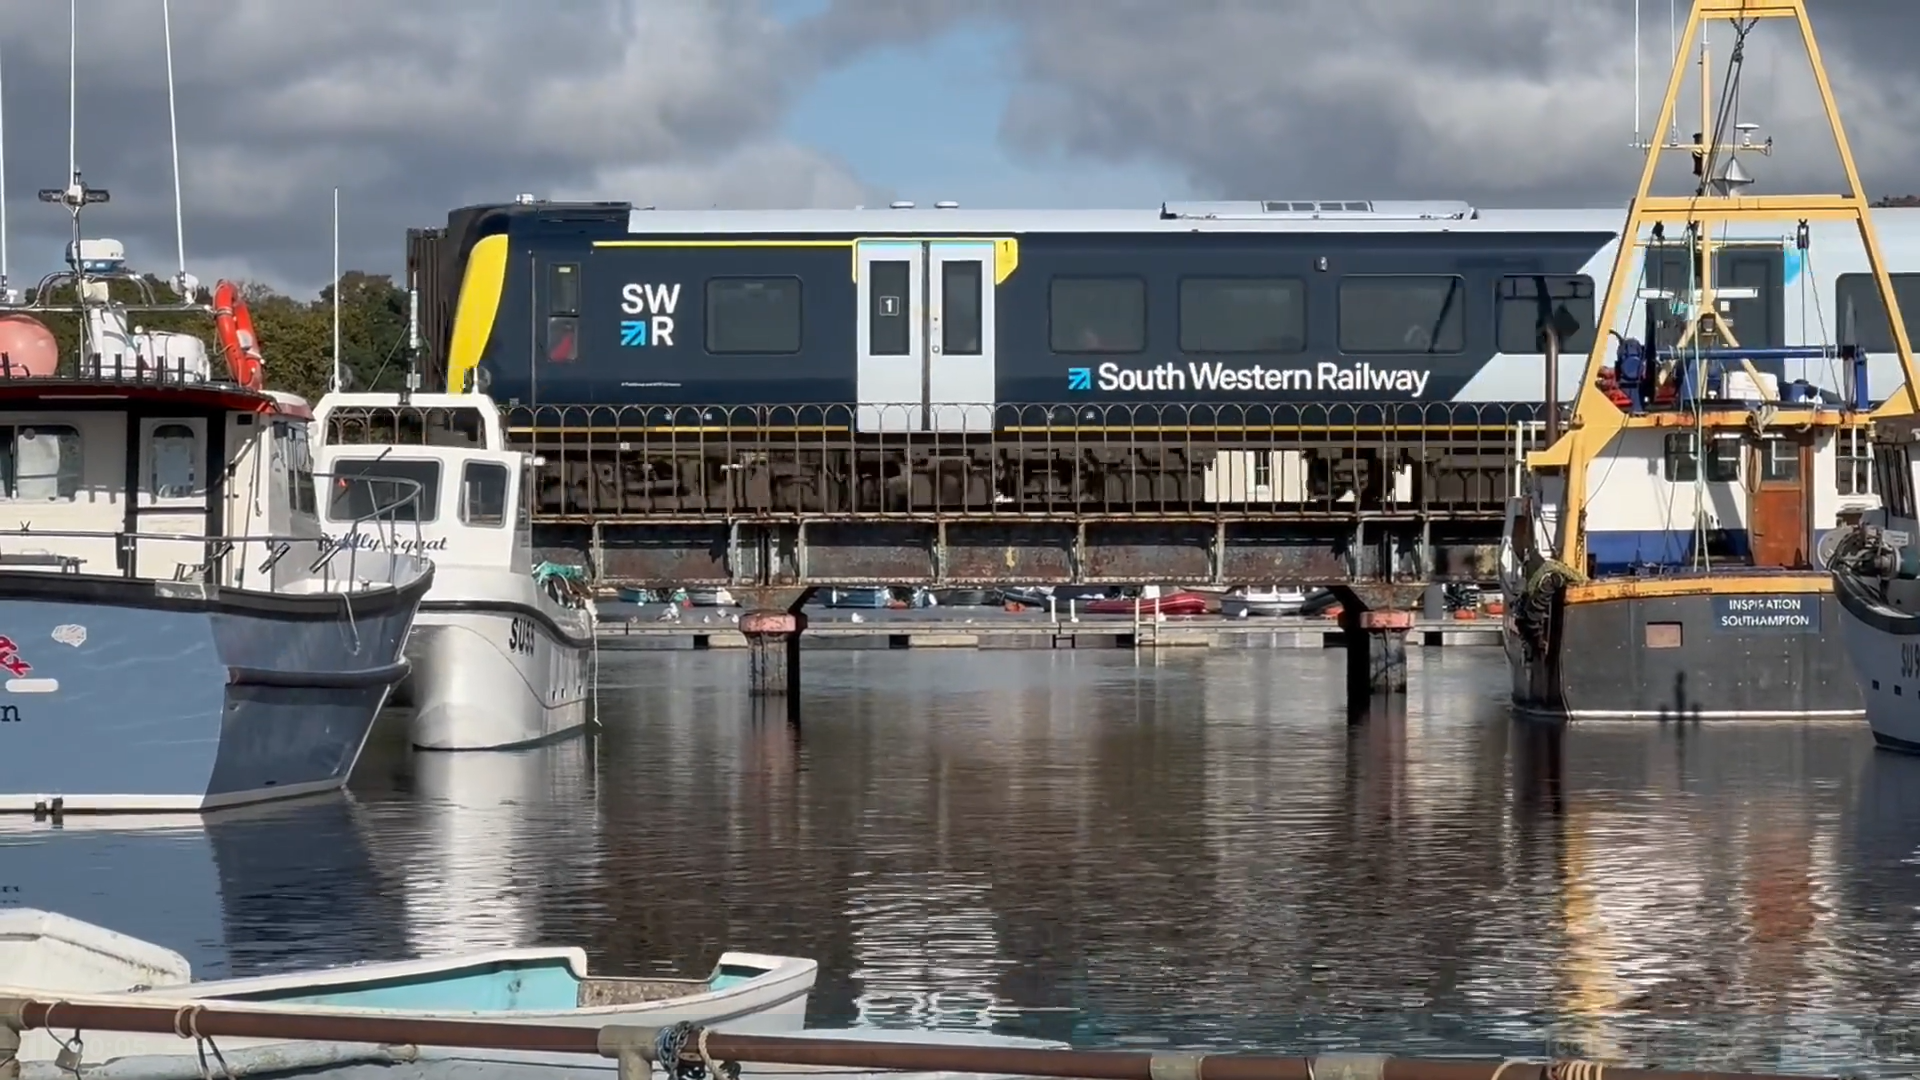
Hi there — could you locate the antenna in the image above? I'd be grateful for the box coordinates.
[0,38,10,303]
[1633,0,1641,145]
[66,0,76,188]
[331,186,341,393]
[161,0,187,297]
[405,267,421,399]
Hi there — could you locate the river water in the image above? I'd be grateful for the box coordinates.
[7,648,1920,1074]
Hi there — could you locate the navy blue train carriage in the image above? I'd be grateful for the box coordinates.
[403,197,1920,517]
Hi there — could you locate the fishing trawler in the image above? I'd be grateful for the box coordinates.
[0,177,433,811]
[312,392,597,750]
[1500,0,1920,721]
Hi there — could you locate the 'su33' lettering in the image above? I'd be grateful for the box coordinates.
[1901,643,1920,680]
[508,617,537,656]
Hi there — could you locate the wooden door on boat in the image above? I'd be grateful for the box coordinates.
[132,417,212,581]
[1748,434,1811,569]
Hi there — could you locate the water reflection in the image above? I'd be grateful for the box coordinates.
[0,794,402,978]
[13,647,1920,1074]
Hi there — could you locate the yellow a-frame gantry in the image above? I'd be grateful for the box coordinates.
[1527,0,1920,575]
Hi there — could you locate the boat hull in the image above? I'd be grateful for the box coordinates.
[403,602,595,751]
[1832,570,1920,751]
[0,570,427,812]
[1084,592,1211,616]
[1505,580,1863,720]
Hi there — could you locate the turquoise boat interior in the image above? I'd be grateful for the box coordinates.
[209,956,776,1013]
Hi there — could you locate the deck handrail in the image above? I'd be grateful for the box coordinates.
[0,997,1836,1080]
[0,469,430,594]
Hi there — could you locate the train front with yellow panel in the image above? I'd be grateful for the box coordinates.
[406,196,1920,517]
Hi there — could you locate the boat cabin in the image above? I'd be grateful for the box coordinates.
[0,375,328,590]
[311,392,531,570]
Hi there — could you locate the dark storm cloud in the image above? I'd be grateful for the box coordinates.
[2,1,1916,296]
[970,0,1920,209]
[0,0,891,295]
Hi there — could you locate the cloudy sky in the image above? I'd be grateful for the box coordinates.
[0,0,1917,298]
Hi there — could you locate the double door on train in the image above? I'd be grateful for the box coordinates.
[855,239,1002,433]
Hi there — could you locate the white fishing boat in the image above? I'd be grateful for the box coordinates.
[1826,419,1920,752]
[4,909,816,1066]
[1218,586,1310,618]
[312,392,598,751]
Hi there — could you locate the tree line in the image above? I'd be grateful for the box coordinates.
[23,272,414,401]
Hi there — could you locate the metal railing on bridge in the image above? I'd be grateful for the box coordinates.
[488,401,1544,522]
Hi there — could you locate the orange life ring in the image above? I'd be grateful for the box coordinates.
[212,280,265,391]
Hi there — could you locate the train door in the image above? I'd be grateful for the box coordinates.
[925,241,996,433]
[1750,433,1811,567]
[855,240,999,434]
[856,242,924,432]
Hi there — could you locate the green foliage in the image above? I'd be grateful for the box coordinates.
[21,272,412,401]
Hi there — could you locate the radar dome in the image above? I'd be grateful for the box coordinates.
[0,315,58,377]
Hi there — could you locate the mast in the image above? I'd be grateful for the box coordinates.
[1528,0,1920,575]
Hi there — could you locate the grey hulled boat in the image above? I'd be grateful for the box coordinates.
[0,177,432,814]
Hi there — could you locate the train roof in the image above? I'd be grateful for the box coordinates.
[619,203,1633,236]
[434,198,1920,241]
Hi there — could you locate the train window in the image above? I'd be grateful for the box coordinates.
[869,261,911,356]
[941,261,983,356]
[1338,275,1465,354]
[1645,248,1784,348]
[707,278,802,355]
[1835,272,1920,353]
[1178,278,1306,354]
[1050,277,1145,354]
[546,317,578,364]
[548,263,580,318]
[1496,275,1596,354]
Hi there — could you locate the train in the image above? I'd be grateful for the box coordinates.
[400,197,1920,517]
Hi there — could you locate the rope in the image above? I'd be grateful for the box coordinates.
[653,1022,740,1080]
[1547,1060,1608,1080]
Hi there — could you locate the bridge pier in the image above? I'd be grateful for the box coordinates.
[1342,608,1412,710]
[740,611,806,698]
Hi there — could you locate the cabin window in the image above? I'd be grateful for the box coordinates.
[328,458,442,523]
[548,263,581,318]
[149,423,198,499]
[706,278,802,355]
[1837,428,1873,495]
[1663,432,1740,484]
[941,261,983,356]
[1049,277,1146,354]
[868,261,911,356]
[1877,444,1918,519]
[1178,277,1306,354]
[1759,437,1801,483]
[1496,275,1597,354]
[0,425,82,501]
[460,461,510,528]
[1337,275,1465,354]
[1834,272,1920,353]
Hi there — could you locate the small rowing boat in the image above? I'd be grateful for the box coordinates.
[5,910,815,1065]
